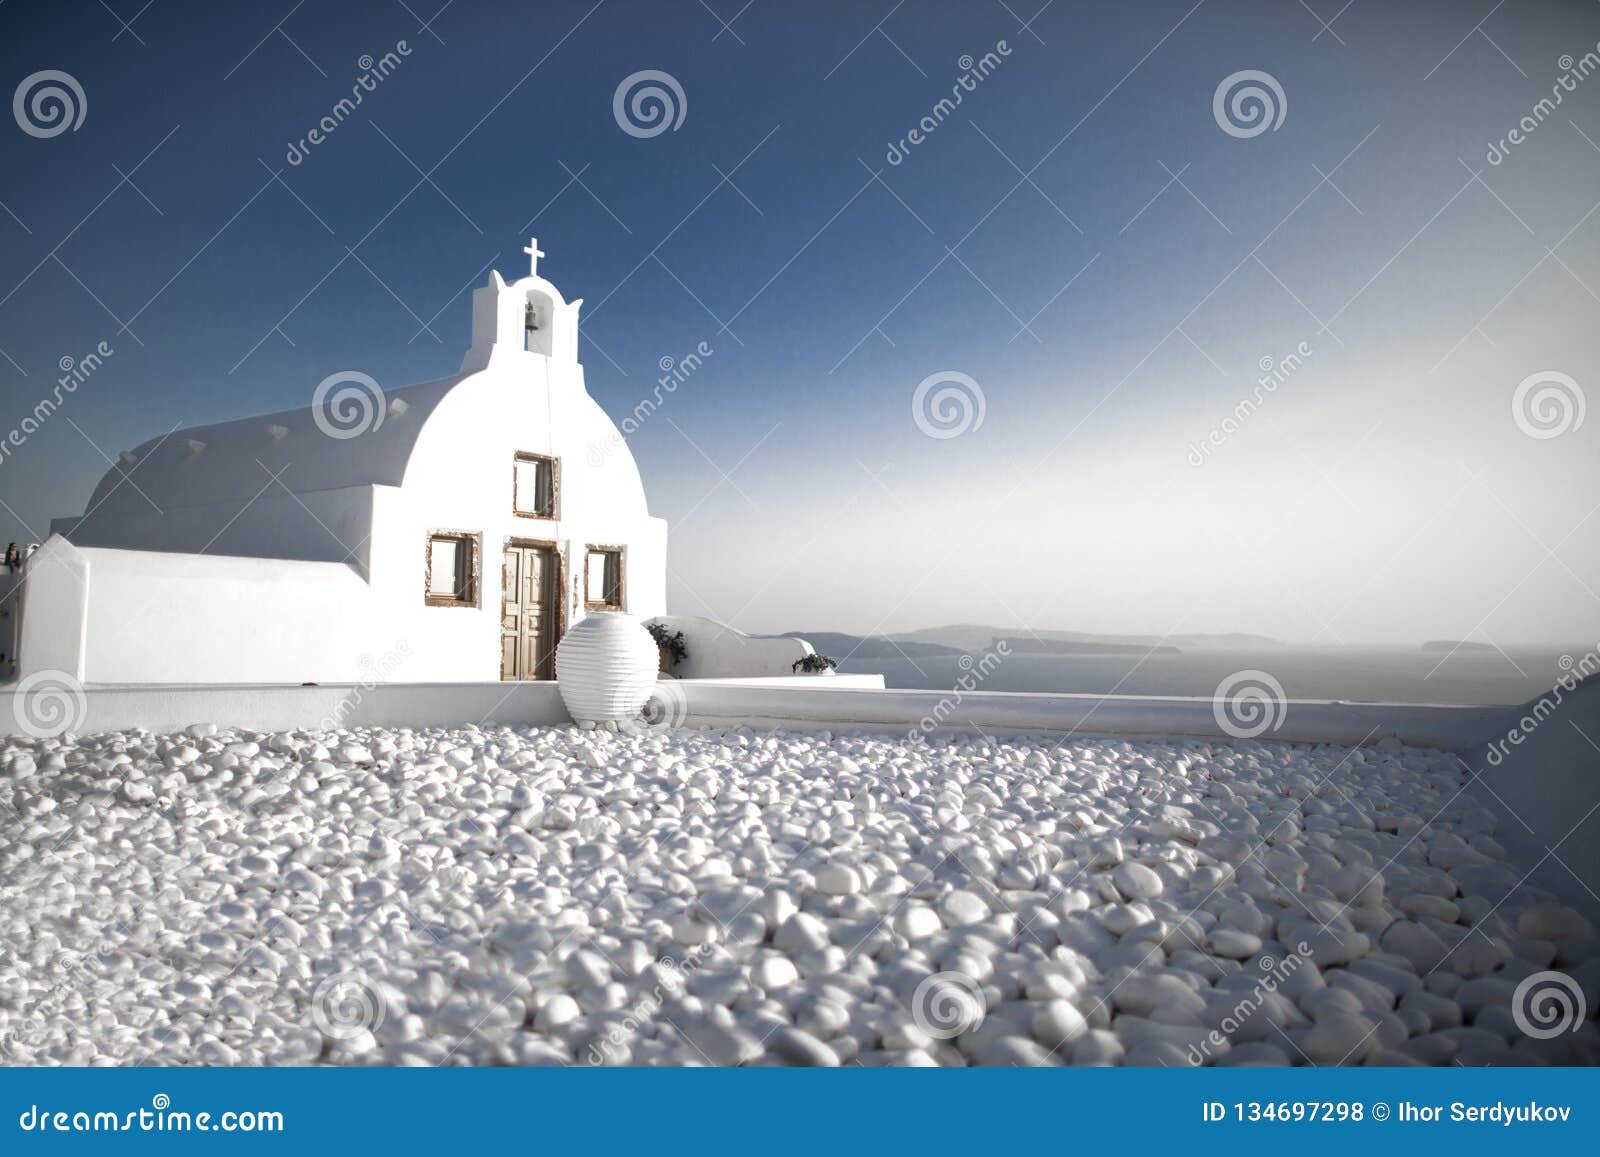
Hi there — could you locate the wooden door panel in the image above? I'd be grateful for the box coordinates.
[528,546,552,680]
[503,544,559,681]
[499,549,522,680]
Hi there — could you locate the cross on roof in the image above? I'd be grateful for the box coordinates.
[523,237,545,278]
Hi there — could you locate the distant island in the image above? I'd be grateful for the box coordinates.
[891,624,1281,651]
[777,623,1282,661]
[776,632,966,661]
[994,637,1181,656]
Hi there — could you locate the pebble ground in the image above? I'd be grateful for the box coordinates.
[2,723,1595,1066]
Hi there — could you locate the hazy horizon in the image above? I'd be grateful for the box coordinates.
[3,0,1598,649]
[777,620,1595,652]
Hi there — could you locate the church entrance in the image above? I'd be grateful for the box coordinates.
[500,540,561,680]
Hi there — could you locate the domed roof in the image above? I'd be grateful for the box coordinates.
[82,373,466,514]
[70,240,619,530]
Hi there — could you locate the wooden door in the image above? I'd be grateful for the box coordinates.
[501,544,558,680]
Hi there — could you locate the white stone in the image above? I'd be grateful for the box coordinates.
[774,913,831,954]
[1114,973,1206,1020]
[939,890,990,926]
[564,950,611,990]
[1298,1013,1380,1064]
[1070,1029,1126,1066]
[767,1027,838,1066]
[815,863,863,896]
[1207,929,1261,959]
[1399,894,1461,923]
[893,905,942,941]
[678,1017,764,1066]
[752,956,799,990]
[1381,921,1449,974]
[1032,1000,1089,1049]
[973,1035,1055,1066]
[1111,862,1164,901]
[1517,904,1589,942]
[534,994,581,1032]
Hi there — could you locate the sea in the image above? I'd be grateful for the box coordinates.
[834,646,1580,707]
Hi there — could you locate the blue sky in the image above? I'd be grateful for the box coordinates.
[2,0,1598,647]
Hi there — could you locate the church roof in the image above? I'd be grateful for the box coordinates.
[78,240,588,520]
[86,372,467,512]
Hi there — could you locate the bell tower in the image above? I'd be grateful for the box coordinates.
[460,237,584,373]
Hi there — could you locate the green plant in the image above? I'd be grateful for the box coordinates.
[792,653,838,674]
[646,621,688,668]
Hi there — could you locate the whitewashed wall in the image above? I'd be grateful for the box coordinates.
[648,615,814,679]
[366,346,667,684]
[17,541,374,684]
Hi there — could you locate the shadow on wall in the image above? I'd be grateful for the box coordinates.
[645,615,814,679]
[1,568,21,680]
[1465,672,1600,924]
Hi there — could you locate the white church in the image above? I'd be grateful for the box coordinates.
[4,240,806,687]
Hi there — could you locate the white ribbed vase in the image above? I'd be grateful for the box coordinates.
[555,612,660,725]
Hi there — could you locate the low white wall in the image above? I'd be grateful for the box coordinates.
[648,616,815,679]
[1461,675,1600,923]
[1,679,571,736]
[40,542,379,685]
[3,676,1514,748]
[0,676,886,738]
[12,537,90,680]
[691,675,884,690]
[672,683,1513,751]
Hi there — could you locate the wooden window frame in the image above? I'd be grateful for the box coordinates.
[424,529,481,608]
[584,544,626,612]
[512,451,559,520]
